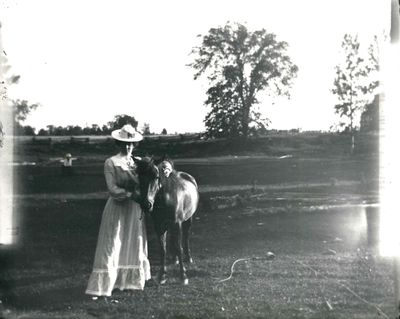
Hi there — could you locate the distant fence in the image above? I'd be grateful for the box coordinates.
[18,136,109,145]
[14,131,379,143]
[13,131,379,154]
[12,131,379,158]
[15,133,205,145]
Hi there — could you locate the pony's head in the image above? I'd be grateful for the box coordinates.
[134,155,176,212]
[133,156,160,212]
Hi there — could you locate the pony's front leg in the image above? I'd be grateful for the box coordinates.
[173,223,188,285]
[158,232,168,285]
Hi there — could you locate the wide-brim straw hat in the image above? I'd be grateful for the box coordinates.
[111,124,143,142]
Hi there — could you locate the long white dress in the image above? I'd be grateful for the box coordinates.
[85,153,151,296]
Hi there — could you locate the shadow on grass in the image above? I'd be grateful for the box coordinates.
[6,285,87,311]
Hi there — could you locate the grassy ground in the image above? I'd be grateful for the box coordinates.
[1,197,393,319]
[1,145,392,318]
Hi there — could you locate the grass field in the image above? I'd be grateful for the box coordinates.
[1,135,393,319]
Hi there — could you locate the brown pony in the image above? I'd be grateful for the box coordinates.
[133,156,199,285]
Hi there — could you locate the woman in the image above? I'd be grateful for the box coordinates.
[86,124,151,298]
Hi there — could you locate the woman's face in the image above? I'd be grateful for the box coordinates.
[119,142,135,156]
[126,143,134,157]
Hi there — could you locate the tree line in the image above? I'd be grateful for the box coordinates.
[13,112,168,136]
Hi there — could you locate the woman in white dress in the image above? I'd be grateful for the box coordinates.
[86,124,151,298]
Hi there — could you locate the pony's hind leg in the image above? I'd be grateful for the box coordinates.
[158,232,168,285]
[168,231,179,265]
[182,218,193,263]
[172,223,188,285]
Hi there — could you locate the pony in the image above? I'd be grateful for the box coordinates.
[133,156,199,285]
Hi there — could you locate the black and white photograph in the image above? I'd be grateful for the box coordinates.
[1,0,399,318]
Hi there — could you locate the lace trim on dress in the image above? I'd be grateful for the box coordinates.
[86,261,151,296]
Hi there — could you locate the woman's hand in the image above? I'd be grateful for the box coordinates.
[130,188,141,203]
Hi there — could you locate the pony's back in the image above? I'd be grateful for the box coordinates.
[162,171,199,222]
[178,172,199,217]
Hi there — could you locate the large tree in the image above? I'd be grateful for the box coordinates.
[331,34,379,153]
[190,22,298,139]
[107,114,139,131]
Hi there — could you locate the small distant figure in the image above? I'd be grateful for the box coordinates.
[60,153,76,176]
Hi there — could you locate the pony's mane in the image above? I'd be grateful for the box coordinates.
[135,156,157,178]
[159,166,178,183]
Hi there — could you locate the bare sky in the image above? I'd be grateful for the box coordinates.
[0,0,389,134]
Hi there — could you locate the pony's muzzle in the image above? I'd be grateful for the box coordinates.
[139,199,152,212]
[143,199,154,212]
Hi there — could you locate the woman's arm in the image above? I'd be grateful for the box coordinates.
[126,169,142,203]
[104,159,132,201]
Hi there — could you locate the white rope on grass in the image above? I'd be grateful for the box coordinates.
[216,256,271,283]
[216,255,390,318]
[217,258,251,283]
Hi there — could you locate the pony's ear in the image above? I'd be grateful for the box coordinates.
[138,156,152,164]
[153,154,170,166]
[162,154,171,162]
[153,155,164,166]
